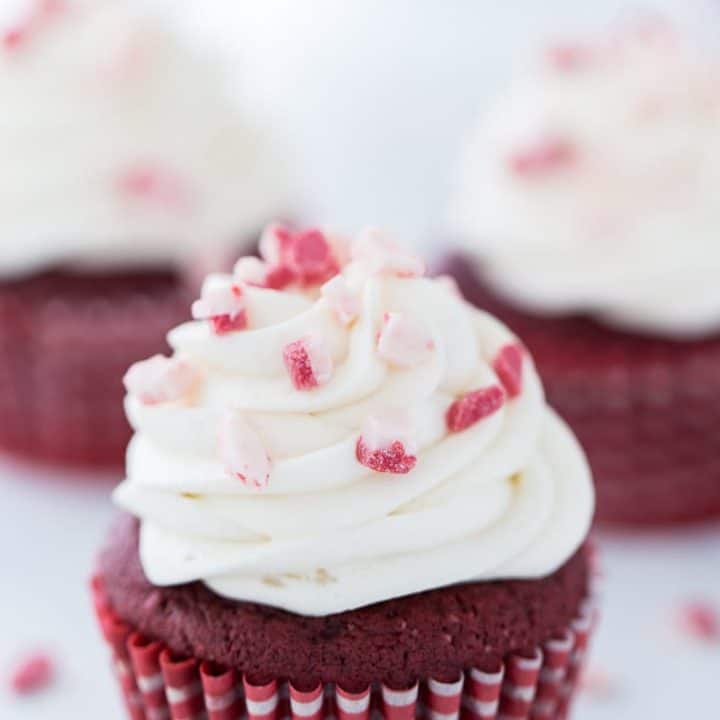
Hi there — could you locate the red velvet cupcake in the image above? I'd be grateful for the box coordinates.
[0,1,289,468]
[93,230,596,719]
[446,20,720,525]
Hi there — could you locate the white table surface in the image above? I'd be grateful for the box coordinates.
[1,458,718,720]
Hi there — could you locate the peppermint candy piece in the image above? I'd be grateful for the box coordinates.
[352,228,425,278]
[356,413,418,474]
[446,385,505,432]
[507,138,576,177]
[321,275,360,326]
[283,335,334,391]
[493,343,524,398]
[259,224,341,288]
[377,312,434,367]
[123,355,200,405]
[192,283,247,335]
[219,411,271,489]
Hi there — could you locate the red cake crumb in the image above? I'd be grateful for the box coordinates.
[446,385,505,432]
[675,601,720,642]
[9,653,54,695]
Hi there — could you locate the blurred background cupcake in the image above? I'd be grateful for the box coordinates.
[0,0,291,469]
[444,18,720,526]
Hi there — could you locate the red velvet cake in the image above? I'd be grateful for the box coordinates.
[92,230,596,719]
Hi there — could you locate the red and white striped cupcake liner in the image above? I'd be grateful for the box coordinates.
[91,575,597,720]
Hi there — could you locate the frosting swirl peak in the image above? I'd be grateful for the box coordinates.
[115,226,593,615]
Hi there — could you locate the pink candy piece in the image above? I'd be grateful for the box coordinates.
[264,263,297,291]
[377,312,434,367]
[192,284,247,335]
[546,43,592,71]
[356,413,417,474]
[493,343,524,398]
[321,275,360,326]
[283,336,333,391]
[219,411,271,489]
[508,138,576,177]
[116,165,193,213]
[3,1,64,52]
[352,228,425,278]
[676,601,720,642]
[259,224,340,288]
[10,653,54,696]
[3,27,25,50]
[123,355,201,405]
[446,385,505,432]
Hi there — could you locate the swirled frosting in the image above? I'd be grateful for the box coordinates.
[451,20,720,338]
[0,0,289,277]
[115,226,593,616]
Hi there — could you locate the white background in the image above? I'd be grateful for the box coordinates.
[2,1,720,718]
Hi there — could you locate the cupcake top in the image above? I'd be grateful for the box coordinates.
[115,225,594,616]
[451,19,720,338]
[0,0,288,277]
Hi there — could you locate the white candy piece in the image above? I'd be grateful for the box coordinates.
[258,223,286,265]
[233,256,268,286]
[352,227,425,278]
[377,312,434,367]
[321,275,360,326]
[359,410,418,455]
[123,355,200,405]
[283,334,334,390]
[192,283,245,320]
[218,411,271,489]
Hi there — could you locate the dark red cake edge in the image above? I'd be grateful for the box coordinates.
[95,515,593,694]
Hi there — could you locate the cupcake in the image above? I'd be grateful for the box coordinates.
[445,19,720,525]
[0,0,289,467]
[92,227,596,720]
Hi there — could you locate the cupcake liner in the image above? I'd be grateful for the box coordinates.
[437,253,720,525]
[0,269,190,468]
[90,575,597,720]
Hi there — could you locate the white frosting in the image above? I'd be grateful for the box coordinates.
[0,0,289,276]
[451,23,720,338]
[114,238,593,616]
